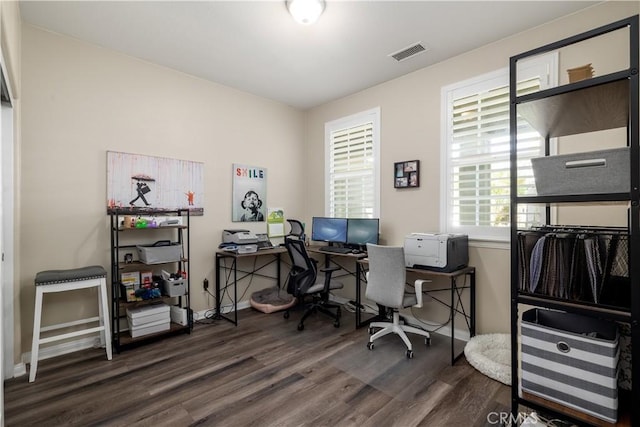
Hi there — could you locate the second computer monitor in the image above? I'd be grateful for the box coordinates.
[311,217,348,243]
[346,218,379,246]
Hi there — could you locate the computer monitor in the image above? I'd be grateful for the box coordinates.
[311,217,348,243]
[346,218,380,246]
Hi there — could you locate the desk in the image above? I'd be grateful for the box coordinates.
[307,246,366,282]
[215,247,287,325]
[356,259,475,365]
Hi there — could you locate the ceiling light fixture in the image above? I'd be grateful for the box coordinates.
[286,0,325,25]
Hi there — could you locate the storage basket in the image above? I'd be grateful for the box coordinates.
[531,147,629,196]
[136,240,182,264]
[162,278,186,297]
[521,308,619,423]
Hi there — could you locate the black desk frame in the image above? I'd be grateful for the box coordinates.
[307,247,366,281]
[356,260,476,365]
[214,247,286,325]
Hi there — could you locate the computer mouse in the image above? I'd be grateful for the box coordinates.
[351,249,360,254]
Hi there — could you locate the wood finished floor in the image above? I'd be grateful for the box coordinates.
[4,308,511,426]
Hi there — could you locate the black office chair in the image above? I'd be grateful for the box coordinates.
[283,237,343,330]
[286,219,305,240]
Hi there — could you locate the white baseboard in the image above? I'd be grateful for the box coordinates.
[12,363,26,378]
[16,336,102,378]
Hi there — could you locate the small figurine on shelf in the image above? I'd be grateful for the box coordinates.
[135,217,147,228]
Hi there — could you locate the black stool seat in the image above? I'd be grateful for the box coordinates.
[35,265,107,286]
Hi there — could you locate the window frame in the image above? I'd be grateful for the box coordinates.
[440,53,558,242]
[324,107,381,218]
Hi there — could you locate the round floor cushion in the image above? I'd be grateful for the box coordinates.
[463,333,511,385]
[249,286,296,314]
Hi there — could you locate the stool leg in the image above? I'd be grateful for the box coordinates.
[30,287,44,382]
[98,278,113,360]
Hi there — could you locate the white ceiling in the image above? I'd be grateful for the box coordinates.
[19,1,602,110]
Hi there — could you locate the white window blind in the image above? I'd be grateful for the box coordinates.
[442,54,556,241]
[325,108,380,218]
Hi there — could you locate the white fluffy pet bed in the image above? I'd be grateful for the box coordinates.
[464,333,511,386]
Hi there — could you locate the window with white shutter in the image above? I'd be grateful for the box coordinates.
[441,53,557,241]
[325,108,380,218]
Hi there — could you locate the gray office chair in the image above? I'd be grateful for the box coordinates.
[365,243,431,358]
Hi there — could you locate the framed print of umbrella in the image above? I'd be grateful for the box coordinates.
[107,151,204,215]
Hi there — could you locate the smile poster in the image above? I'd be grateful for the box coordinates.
[232,164,267,222]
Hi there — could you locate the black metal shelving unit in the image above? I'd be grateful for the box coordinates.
[109,209,192,352]
[510,15,638,426]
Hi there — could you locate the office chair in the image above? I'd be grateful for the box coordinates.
[286,219,305,240]
[365,243,431,358]
[283,237,343,330]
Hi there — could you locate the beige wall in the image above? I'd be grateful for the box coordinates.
[19,24,305,356]
[12,1,640,365]
[304,1,639,334]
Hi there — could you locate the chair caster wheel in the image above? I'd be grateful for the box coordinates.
[334,320,340,328]
[297,323,304,331]
[425,337,431,346]
[367,342,374,350]
[406,350,414,359]
[283,311,290,319]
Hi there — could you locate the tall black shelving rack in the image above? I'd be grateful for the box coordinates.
[509,16,638,426]
[109,209,192,352]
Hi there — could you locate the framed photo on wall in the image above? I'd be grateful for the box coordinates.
[394,160,420,188]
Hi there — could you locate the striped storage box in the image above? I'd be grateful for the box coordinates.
[521,309,619,423]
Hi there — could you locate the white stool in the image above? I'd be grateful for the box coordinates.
[30,265,112,382]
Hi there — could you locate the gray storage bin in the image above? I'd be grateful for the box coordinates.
[521,308,619,423]
[136,240,182,264]
[531,147,629,196]
[162,278,186,297]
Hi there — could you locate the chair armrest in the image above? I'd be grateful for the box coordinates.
[319,266,341,274]
[320,265,341,292]
[413,279,431,308]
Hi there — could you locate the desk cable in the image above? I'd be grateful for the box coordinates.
[403,278,464,333]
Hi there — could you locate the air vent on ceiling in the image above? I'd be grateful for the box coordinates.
[389,42,427,62]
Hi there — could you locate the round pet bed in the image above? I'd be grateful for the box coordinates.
[464,333,511,386]
[250,286,296,314]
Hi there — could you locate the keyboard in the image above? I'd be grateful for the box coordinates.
[256,241,274,250]
[319,246,353,254]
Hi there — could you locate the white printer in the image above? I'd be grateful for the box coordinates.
[222,229,258,245]
[404,233,469,272]
[221,229,258,254]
